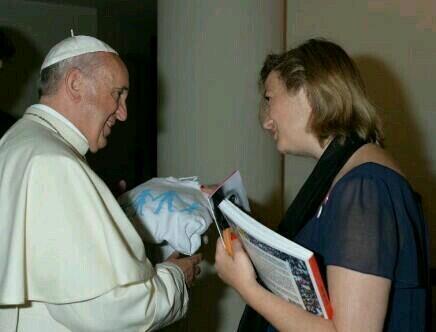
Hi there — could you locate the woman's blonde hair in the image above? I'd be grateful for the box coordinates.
[260,38,384,146]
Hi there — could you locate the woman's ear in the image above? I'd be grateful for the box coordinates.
[64,67,83,102]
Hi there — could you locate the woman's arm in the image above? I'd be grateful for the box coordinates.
[327,265,391,332]
[215,238,391,332]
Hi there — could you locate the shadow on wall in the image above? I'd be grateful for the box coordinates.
[250,186,283,229]
[157,66,167,134]
[0,26,42,136]
[356,54,436,328]
[354,55,436,219]
[355,55,435,266]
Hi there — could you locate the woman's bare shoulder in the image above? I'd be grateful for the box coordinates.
[334,144,405,186]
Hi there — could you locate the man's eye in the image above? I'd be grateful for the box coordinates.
[112,90,122,101]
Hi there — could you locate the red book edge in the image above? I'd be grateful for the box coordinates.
[308,256,334,319]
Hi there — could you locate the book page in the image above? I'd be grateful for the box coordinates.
[241,230,304,306]
[208,170,250,250]
[209,170,250,212]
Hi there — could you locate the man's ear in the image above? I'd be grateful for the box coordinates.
[64,67,84,102]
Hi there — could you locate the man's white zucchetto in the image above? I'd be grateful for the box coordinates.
[41,35,118,71]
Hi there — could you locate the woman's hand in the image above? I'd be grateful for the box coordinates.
[214,236,258,296]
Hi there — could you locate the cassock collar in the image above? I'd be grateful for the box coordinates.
[23,105,89,157]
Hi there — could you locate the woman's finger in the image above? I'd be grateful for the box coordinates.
[215,237,227,259]
[231,238,244,252]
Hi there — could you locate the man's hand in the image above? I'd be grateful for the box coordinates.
[166,252,203,288]
[111,179,128,198]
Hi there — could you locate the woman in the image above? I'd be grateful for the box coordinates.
[214,39,430,331]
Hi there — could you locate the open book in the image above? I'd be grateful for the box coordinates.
[209,170,333,319]
[207,170,250,250]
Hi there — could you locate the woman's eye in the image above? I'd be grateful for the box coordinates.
[261,96,270,113]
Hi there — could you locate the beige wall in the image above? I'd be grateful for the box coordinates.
[159,1,436,329]
[286,0,436,264]
[158,1,284,330]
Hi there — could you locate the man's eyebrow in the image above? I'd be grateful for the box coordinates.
[115,87,129,93]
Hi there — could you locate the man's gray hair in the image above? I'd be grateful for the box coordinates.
[38,53,102,98]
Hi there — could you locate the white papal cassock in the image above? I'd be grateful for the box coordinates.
[0,104,188,331]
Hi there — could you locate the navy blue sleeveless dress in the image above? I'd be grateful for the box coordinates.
[267,162,430,331]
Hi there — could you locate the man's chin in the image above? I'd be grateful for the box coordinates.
[98,140,108,151]
[89,138,108,153]
[88,145,99,153]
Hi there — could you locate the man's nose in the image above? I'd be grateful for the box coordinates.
[116,100,128,121]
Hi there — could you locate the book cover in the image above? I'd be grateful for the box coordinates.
[218,199,333,319]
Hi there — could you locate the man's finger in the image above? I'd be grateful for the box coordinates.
[168,251,180,259]
[191,253,202,264]
[118,179,127,193]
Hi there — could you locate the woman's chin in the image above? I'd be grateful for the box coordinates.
[275,142,288,155]
[276,143,305,157]
[276,139,305,155]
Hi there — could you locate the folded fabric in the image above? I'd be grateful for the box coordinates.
[118,177,213,258]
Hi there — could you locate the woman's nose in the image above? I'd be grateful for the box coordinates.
[259,108,272,130]
[262,117,274,131]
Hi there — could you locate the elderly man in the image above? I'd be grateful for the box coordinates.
[0,35,201,331]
